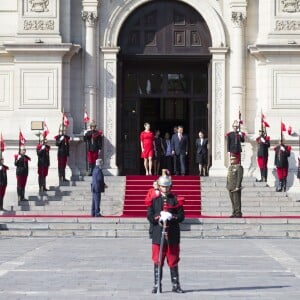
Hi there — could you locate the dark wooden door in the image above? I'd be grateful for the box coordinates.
[117,0,211,175]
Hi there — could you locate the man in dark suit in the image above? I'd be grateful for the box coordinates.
[91,159,107,217]
[171,126,188,175]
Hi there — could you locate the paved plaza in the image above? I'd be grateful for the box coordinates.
[0,237,300,299]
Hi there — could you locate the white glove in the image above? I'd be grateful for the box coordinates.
[239,131,243,136]
[155,190,160,196]
[42,145,45,150]
[280,146,285,151]
[159,211,172,222]
[60,136,64,141]
[17,155,21,160]
[260,137,265,143]
[84,130,88,135]
[0,166,2,171]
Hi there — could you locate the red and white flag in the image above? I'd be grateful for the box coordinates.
[19,130,26,145]
[281,122,286,132]
[261,113,270,128]
[84,111,90,123]
[0,133,5,152]
[239,110,243,125]
[63,113,69,127]
[288,126,293,135]
[43,122,50,138]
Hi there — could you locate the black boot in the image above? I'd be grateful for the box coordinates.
[20,189,27,201]
[170,266,184,293]
[58,169,63,182]
[276,180,283,192]
[264,168,268,182]
[0,197,3,210]
[152,264,162,294]
[283,178,287,192]
[17,187,21,203]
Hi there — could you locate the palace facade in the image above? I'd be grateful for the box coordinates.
[0,0,300,190]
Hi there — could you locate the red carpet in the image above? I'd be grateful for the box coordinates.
[122,175,201,218]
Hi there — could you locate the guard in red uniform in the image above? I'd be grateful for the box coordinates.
[55,127,70,182]
[0,157,8,210]
[36,139,50,192]
[274,142,291,192]
[84,121,103,176]
[147,173,185,294]
[256,129,270,182]
[226,120,245,164]
[14,146,31,202]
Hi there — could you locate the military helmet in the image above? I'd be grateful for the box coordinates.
[157,175,172,187]
[232,120,239,128]
[90,120,97,128]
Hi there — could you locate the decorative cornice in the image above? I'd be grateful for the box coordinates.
[248,44,300,60]
[81,11,98,26]
[3,43,81,58]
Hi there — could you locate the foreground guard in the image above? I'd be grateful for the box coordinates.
[147,171,185,294]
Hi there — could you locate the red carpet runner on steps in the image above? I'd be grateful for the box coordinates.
[122,175,201,218]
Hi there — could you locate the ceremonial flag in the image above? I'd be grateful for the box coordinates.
[261,113,270,128]
[0,133,5,152]
[63,113,69,127]
[239,110,243,125]
[281,122,286,132]
[43,122,49,138]
[288,126,292,136]
[84,111,90,123]
[19,130,26,145]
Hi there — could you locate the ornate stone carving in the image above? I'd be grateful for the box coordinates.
[104,61,116,168]
[214,62,223,161]
[275,19,300,30]
[81,11,98,26]
[231,11,247,27]
[280,0,300,13]
[23,19,54,30]
[29,0,49,13]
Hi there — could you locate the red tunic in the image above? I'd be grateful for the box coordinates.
[140,130,154,158]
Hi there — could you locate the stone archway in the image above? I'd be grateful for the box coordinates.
[101,0,228,175]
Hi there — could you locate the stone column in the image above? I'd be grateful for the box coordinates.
[100,47,120,175]
[82,1,99,122]
[209,47,229,176]
[229,6,247,127]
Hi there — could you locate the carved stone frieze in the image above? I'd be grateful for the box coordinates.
[214,62,223,161]
[280,0,300,13]
[275,19,300,30]
[29,0,50,13]
[23,19,54,30]
[81,11,98,26]
[231,11,247,27]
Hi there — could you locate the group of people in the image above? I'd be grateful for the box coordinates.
[225,119,295,218]
[140,122,209,176]
[0,120,103,213]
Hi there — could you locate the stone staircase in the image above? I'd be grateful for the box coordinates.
[1,176,300,238]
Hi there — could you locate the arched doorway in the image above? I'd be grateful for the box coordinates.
[116,0,212,175]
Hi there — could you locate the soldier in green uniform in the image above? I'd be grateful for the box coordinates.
[226,154,243,218]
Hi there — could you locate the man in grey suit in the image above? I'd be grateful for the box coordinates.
[171,126,188,175]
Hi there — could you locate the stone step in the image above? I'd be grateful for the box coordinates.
[1,217,300,238]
